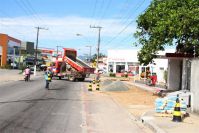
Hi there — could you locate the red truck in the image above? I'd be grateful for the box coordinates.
[52,48,94,81]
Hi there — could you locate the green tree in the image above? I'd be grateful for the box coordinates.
[91,53,106,62]
[135,0,199,65]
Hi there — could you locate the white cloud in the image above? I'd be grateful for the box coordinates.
[0,15,137,42]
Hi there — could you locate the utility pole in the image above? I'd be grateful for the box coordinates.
[56,45,63,58]
[34,26,48,76]
[86,45,92,65]
[90,25,102,69]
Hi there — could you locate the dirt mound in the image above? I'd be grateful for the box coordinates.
[102,80,129,91]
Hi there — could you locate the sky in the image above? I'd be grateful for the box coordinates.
[0,0,153,56]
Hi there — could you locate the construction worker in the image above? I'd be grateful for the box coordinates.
[95,70,100,81]
[44,67,53,89]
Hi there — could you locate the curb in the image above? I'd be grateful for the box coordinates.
[103,79,167,133]
[141,112,167,133]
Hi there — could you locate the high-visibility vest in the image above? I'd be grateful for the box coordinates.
[45,71,52,80]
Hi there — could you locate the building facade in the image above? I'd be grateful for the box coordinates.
[0,34,21,67]
[107,50,139,73]
[107,49,175,84]
[21,41,34,55]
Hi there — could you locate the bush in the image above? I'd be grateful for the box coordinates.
[109,72,116,77]
[164,70,168,83]
[121,74,128,77]
[0,64,12,69]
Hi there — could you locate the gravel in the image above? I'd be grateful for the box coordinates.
[101,79,113,87]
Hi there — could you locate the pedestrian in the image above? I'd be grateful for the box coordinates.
[44,67,53,89]
[95,70,100,81]
[24,66,31,82]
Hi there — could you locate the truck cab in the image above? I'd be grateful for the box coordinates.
[52,61,63,79]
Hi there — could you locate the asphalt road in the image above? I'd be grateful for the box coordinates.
[0,77,151,133]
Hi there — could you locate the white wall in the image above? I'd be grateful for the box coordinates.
[107,50,139,73]
[107,50,139,62]
[191,59,199,113]
[152,59,168,83]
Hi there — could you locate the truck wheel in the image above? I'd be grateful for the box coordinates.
[78,78,85,81]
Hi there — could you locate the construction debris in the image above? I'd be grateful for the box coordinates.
[155,96,187,115]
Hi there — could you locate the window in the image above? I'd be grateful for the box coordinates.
[159,67,164,70]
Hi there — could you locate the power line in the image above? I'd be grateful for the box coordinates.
[21,0,43,25]
[90,0,99,26]
[97,0,112,26]
[94,0,105,25]
[15,0,39,26]
[21,0,63,49]
[118,0,144,26]
[102,0,133,31]
[104,0,146,47]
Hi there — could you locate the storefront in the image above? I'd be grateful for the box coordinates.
[107,50,139,73]
[0,34,21,67]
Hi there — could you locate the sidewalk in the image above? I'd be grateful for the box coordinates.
[0,69,43,84]
[125,81,199,133]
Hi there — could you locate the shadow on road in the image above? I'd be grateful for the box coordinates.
[18,80,36,82]
[0,98,92,104]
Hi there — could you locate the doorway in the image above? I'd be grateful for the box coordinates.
[116,65,125,73]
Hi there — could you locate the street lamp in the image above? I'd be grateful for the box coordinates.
[76,33,90,44]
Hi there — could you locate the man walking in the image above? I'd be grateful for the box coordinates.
[44,67,53,89]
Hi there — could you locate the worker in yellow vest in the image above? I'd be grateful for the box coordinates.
[44,67,53,89]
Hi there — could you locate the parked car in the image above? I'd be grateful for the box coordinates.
[10,62,19,69]
[39,64,47,71]
[98,69,106,74]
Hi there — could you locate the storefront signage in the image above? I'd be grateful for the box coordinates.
[42,50,53,54]
[108,57,125,62]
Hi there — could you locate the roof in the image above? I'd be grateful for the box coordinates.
[156,53,196,59]
[63,48,77,52]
